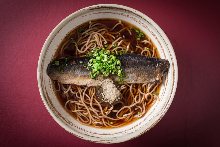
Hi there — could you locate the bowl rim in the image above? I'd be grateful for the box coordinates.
[37,4,178,143]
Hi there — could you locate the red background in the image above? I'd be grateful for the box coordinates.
[0,0,220,146]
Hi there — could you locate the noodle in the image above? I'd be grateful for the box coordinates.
[54,19,161,128]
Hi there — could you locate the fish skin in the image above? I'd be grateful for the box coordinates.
[47,57,101,86]
[47,54,170,104]
[117,54,170,84]
[47,54,170,85]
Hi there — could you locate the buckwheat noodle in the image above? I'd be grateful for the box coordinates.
[54,19,160,128]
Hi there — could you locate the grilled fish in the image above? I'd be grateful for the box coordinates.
[47,54,170,104]
[117,54,170,83]
[47,54,170,85]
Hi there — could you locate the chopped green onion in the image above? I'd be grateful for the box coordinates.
[78,28,84,33]
[134,29,145,40]
[54,61,59,66]
[87,48,124,80]
[112,44,117,48]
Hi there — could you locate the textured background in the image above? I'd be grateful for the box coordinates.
[0,0,220,147]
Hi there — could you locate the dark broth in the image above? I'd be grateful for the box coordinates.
[53,19,161,128]
[55,19,159,58]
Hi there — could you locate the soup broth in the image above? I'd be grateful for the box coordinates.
[52,19,161,128]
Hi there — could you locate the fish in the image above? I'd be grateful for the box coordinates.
[47,54,170,85]
[46,56,100,86]
[117,54,170,83]
[47,54,170,104]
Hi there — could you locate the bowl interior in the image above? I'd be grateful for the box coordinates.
[38,4,178,143]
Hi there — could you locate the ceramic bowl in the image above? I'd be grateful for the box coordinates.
[37,4,178,144]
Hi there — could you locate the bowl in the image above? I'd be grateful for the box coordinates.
[37,4,178,144]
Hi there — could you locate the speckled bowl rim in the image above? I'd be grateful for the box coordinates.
[37,4,178,144]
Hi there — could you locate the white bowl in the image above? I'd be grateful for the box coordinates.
[37,4,178,144]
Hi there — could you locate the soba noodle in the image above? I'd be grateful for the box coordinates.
[54,19,160,128]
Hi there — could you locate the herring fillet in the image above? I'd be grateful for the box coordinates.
[117,54,170,83]
[46,54,170,86]
[47,54,170,104]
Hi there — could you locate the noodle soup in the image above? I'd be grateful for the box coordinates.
[53,19,161,128]
[38,4,178,143]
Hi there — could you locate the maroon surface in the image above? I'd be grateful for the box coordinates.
[0,0,220,146]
